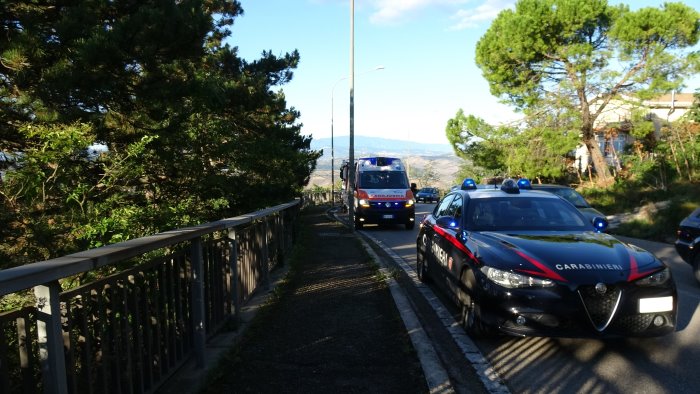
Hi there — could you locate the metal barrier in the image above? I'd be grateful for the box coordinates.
[302,191,341,207]
[0,200,301,394]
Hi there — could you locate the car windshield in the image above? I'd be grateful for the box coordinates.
[466,196,589,231]
[543,188,589,208]
[358,171,409,189]
[419,188,435,193]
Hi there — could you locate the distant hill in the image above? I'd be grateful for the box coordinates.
[310,135,453,159]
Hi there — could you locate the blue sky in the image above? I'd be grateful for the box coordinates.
[228,0,700,146]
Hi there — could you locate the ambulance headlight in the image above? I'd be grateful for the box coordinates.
[359,199,370,208]
[405,199,414,207]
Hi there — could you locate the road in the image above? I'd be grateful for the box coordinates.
[358,203,700,394]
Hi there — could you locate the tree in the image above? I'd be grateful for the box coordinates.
[0,1,320,268]
[475,0,700,186]
[415,160,439,188]
[445,109,578,182]
[446,109,508,176]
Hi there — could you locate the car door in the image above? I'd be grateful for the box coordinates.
[431,193,464,292]
[420,194,455,280]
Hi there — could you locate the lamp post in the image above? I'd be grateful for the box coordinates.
[331,65,383,208]
[348,0,356,229]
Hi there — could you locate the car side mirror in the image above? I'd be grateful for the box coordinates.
[592,216,608,233]
[436,216,460,230]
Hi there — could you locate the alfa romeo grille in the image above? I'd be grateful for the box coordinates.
[578,285,622,332]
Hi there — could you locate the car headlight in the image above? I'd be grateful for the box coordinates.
[405,199,415,207]
[358,199,370,208]
[635,267,671,286]
[481,266,555,288]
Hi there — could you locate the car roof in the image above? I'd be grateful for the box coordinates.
[449,188,560,200]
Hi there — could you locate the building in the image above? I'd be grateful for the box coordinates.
[574,91,696,172]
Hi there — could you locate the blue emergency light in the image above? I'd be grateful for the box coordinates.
[517,178,532,190]
[461,178,477,190]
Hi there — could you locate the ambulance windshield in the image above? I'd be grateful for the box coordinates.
[359,171,409,189]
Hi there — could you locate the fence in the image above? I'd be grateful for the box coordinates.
[302,190,341,207]
[0,200,301,394]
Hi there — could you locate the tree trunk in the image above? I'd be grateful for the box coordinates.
[585,137,613,186]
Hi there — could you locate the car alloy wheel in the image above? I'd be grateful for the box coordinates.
[417,251,429,282]
[459,271,488,337]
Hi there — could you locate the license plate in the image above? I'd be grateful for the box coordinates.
[639,296,673,313]
[382,214,394,219]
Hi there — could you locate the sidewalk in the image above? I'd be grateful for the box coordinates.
[194,205,429,393]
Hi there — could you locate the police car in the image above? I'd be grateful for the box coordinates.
[416,178,677,338]
[675,207,700,284]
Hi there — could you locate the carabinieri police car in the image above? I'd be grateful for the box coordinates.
[416,178,677,338]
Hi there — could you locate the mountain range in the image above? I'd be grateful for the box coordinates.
[309,135,454,159]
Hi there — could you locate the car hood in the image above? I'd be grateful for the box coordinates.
[473,231,665,285]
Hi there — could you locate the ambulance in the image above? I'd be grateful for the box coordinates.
[340,157,415,230]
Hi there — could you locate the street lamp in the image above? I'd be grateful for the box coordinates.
[331,65,384,208]
[349,0,356,229]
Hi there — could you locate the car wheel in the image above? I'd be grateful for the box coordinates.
[459,271,489,337]
[417,250,430,283]
[693,254,700,284]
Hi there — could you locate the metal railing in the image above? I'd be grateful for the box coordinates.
[0,200,301,394]
[302,190,341,207]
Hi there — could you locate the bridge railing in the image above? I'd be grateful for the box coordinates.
[0,200,301,394]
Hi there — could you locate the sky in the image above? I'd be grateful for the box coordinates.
[228,0,700,146]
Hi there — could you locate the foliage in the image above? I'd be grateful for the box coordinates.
[445,109,579,182]
[0,1,320,270]
[474,0,700,184]
[413,160,440,188]
[610,199,699,242]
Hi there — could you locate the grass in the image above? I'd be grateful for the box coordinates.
[580,180,700,242]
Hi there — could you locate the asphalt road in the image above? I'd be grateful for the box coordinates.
[358,203,700,394]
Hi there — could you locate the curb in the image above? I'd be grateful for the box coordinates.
[329,208,510,394]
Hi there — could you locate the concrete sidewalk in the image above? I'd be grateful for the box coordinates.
[162,205,432,393]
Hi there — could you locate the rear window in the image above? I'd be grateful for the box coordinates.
[466,197,589,231]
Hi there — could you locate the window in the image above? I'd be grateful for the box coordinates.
[467,197,588,231]
[435,194,456,218]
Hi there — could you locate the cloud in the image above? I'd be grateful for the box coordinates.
[368,0,471,25]
[366,0,514,29]
[449,0,515,30]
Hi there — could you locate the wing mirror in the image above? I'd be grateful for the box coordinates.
[436,216,460,230]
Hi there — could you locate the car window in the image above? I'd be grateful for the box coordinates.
[541,187,589,208]
[434,194,456,218]
[445,195,463,220]
[466,197,588,231]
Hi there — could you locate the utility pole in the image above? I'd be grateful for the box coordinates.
[348,0,356,229]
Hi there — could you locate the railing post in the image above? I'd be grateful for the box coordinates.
[227,230,240,325]
[261,219,270,290]
[276,213,285,266]
[190,237,206,368]
[33,281,67,394]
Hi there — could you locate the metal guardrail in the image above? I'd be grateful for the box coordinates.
[302,191,340,207]
[0,200,301,394]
